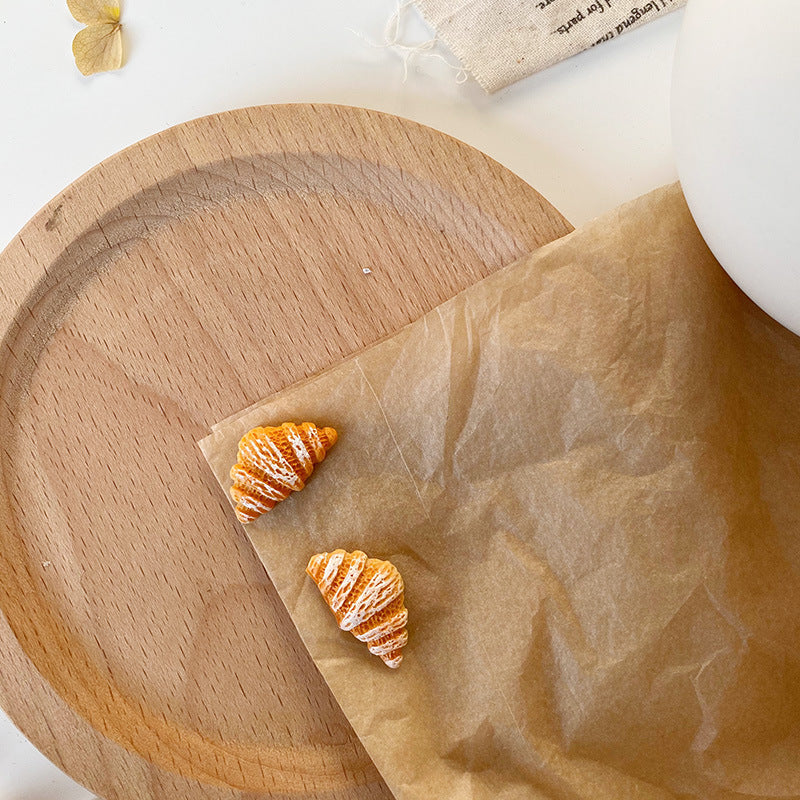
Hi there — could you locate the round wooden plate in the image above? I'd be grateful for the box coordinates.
[0,104,571,799]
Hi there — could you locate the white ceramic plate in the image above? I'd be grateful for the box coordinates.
[672,0,800,335]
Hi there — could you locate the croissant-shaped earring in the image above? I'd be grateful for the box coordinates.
[306,550,408,668]
[229,422,337,523]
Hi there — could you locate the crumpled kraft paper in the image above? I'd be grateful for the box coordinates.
[200,184,800,800]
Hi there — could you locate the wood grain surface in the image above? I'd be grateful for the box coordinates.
[0,103,571,800]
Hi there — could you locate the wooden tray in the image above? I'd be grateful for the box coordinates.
[0,104,571,799]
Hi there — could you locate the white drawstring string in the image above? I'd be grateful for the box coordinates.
[349,0,469,84]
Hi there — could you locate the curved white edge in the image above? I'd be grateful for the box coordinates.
[672,0,800,336]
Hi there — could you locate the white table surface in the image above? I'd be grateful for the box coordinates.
[0,1,683,797]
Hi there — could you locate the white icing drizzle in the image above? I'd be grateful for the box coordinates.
[241,432,305,492]
[230,465,288,502]
[339,567,403,631]
[329,551,367,612]
[282,423,312,477]
[319,551,345,594]
[308,550,408,667]
[302,422,326,461]
[368,629,408,657]
[231,423,337,523]
[234,492,268,513]
[354,607,408,643]
[232,497,264,520]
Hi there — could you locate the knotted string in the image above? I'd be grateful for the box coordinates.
[349,0,469,84]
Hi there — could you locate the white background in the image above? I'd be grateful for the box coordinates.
[0,1,683,797]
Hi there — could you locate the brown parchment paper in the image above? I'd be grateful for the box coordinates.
[200,184,800,800]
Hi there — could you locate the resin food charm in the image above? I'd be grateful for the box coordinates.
[229,422,337,523]
[307,549,408,668]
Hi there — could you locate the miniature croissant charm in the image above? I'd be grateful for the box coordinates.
[306,550,408,668]
[229,422,337,523]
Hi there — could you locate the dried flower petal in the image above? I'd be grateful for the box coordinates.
[72,22,122,75]
[68,0,123,76]
[67,0,120,25]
